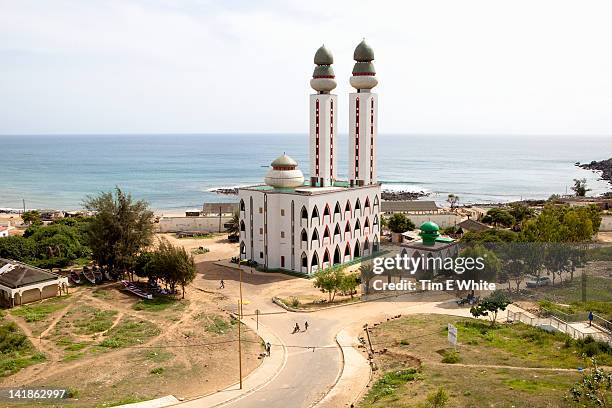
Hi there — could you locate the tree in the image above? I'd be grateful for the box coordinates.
[145,238,196,299]
[359,263,377,295]
[84,187,154,280]
[482,208,515,228]
[507,203,535,227]
[0,236,36,261]
[226,211,240,236]
[313,267,344,302]
[21,210,41,226]
[339,272,359,299]
[387,213,415,234]
[571,178,590,197]
[470,291,512,326]
[426,387,449,408]
[568,358,611,407]
[447,194,460,211]
[461,228,517,244]
[459,244,501,283]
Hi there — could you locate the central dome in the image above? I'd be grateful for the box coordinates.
[265,154,304,188]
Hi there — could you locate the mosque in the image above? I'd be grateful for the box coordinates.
[238,40,381,275]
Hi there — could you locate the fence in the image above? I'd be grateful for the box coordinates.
[540,307,612,335]
[507,310,612,344]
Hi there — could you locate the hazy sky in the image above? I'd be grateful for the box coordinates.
[1,0,611,135]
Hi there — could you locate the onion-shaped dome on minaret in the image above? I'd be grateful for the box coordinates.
[419,221,440,245]
[265,154,305,188]
[310,44,337,93]
[350,39,378,91]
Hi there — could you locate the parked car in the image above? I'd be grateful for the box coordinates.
[526,276,551,288]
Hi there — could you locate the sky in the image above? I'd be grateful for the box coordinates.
[0,0,611,136]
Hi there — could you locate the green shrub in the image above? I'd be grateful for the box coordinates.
[426,387,449,407]
[441,349,460,364]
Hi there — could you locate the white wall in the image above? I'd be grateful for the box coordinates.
[158,216,232,233]
[600,214,612,232]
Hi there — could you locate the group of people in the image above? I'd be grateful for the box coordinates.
[292,321,309,334]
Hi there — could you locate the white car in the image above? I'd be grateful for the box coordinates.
[526,276,551,288]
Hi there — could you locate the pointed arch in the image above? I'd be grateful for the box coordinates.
[334,201,342,221]
[311,228,320,247]
[240,241,246,255]
[363,237,370,251]
[344,242,351,257]
[323,203,331,222]
[323,225,331,242]
[311,251,319,270]
[373,214,379,227]
[301,251,308,269]
[373,234,380,252]
[344,221,351,239]
[354,240,361,258]
[365,196,371,210]
[333,223,341,237]
[344,200,352,215]
[355,198,361,212]
[323,249,330,264]
[301,205,308,219]
[333,245,341,265]
[364,217,370,230]
[373,194,380,207]
[240,220,246,232]
[301,228,308,242]
[311,205,320,225]
[354,218,361,235]
[240,199,245,211]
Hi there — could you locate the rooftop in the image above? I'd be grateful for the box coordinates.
[381,201,439,213]
[0,258,62,289]
[240,180,379,195]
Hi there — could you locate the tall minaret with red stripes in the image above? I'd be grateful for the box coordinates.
[309,45,338,187]
[348,39,378,186]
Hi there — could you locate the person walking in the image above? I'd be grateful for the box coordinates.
[304,321,309,331]
[219,280,225,289]
[588,311,593,326]
[265,342,271,356]
[293,323,300,333]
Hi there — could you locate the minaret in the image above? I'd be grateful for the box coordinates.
[309,45,338,187]
[348,39,378,186]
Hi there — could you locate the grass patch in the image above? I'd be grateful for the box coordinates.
[10,296,68,322]
[503,378,561,392]
[440,349,460,364]
[143,349,173,363]
[132,296,185,312]
[149,367,164,375]
[98,318,160,349]
[0,321,46,376]
[73,308,117,335]
[204,315,233,335]
[191,247,210,255]
[537,276,612,304]
[361,368,419,406]
[94,395,149,407]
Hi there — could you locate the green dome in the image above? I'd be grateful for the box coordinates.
[420,221,440,233]
[352,61,375,75]
[354,39,374,62]
[314,45,333,65]
[313,65,335,78]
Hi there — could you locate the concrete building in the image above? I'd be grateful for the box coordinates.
[239,40,381,274]
[0,258,69,307]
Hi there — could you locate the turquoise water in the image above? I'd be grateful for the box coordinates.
[0,134,610,211]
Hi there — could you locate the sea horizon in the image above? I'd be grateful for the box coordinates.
[1,133,610,212]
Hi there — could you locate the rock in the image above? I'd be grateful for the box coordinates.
[577,158,612,186]
[381,190,429,201]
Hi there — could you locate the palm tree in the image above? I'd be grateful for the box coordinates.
[226,211,240,236]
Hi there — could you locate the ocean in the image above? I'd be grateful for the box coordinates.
[0,134,610,212]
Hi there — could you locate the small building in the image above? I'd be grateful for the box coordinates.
[0,258,69,307]
[202,202,239,216]
[381,201,462,229]
[399,222,458,277]
[457,218,491,233]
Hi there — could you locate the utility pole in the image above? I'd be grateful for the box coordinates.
[364,323,374,355]
[237,299,242,389]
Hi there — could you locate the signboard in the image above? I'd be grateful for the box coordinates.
[447,323,457,347]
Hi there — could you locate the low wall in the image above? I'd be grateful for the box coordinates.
[158,215,232,233]
[600,215,612,232]
[403,213,463,229]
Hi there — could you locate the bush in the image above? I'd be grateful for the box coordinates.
[426,387,449,407]
[289,297,300,308]
[441,349,460,364]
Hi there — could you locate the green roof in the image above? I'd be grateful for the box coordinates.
[420,221,440,232]
[354,39,374,62]
[314,45,333,65]
[313,65,335,78]
[352,61,375,75]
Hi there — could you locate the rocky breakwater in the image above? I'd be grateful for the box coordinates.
[577,158,612,186]
[381,190,429,201]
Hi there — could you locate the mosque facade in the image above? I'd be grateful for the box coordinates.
[238,40,381,274]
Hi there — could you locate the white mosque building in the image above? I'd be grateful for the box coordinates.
[238,40,381,275]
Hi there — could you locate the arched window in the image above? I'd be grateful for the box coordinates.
[333,246,341,265]
[301,229,308,242]
[364,217,370,230]
[363,237,370,250]
[334,223,341,236]
[311,228,320,246]
[345,200,351,213]
[334,202,341,220]
[311,205,319,223]
[344,243,351,257]
[373,215,379,226]
[355,198,361,211]
[354,218,361,234]
[301,206,308,219]
[301,252,308,268]
[323,226,330,240]
[345,221,351,237]
[311,252,319,268]
[354,240,361,257]
[240,199,245,211]
[240,220,246,232]
[323,204,331,220]
[240,241,246,254]
[373,195,379,207]
[365,196,371,210]
[323,249,330,264]
[373,235,380,252]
